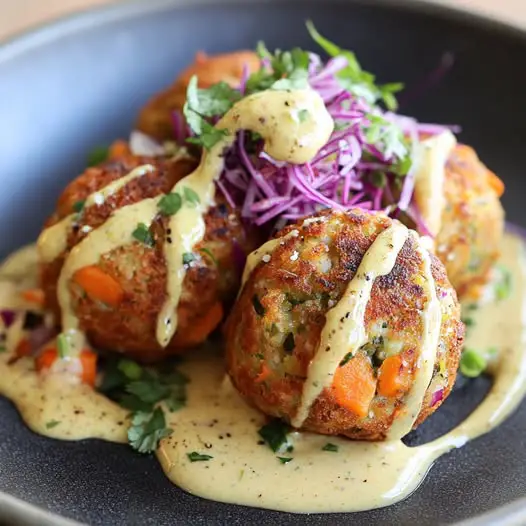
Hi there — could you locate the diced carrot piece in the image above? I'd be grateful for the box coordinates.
[173,302,224,347]
[487,171,505,198]
[108,140,131,159]
[21,289,45,305]
[35,348,58,372]
[331,353,376,418]
[80,350,97,386]
[15,338,32,358]
[72,265,124,307]
[255,364,271,383]
[377,354,412,397]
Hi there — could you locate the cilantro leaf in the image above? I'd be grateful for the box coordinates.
[126,379,172,406]
[182,252,196,265]
[186,121,228,151]
[277,456,293,464]
[132,223,155,248]
[258,419,291,453]
[158,193,183,216]
[128,408,172,454]
[183,187,200,205]
[45,420,61,429]
[322,442,339,452]
[199,247,218,266]
[87,146,109,167]
[306,20,403,110]
[72,200,85,214]
[187,451,213,462]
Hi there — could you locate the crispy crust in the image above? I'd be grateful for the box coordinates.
[225,209,464,440]
[40,154,261,362]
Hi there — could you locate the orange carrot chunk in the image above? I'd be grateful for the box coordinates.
[109,140,131,159]
[80,350,98,387]
[173,302,224,347]
[21,288,45,305]
[72,265,124,307]
[487,171,505,198]
[255,364,271,383]
[331,353,376,418]
[377,354,412,397]
[35,348,58,372]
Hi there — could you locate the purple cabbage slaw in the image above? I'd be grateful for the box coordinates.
[171,53,459,232]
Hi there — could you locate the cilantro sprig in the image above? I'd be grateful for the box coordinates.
[258,418,292,453]
[98,357,188,453]
[306,20,403,110]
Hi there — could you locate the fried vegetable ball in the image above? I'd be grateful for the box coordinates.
[436,144,505,300]
[225,209,464,440]
[40,153,261,362]
[137,50,260,141]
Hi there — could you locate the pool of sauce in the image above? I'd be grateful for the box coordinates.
[0,231,524,513]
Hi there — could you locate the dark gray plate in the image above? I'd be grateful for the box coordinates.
[1,1,526,524]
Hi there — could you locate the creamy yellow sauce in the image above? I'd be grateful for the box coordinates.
[0,231,524,513]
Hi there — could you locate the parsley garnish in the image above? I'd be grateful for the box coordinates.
[45,420,61,429]
[258,419,291,453]
[322,443,339,452]
[87,146,109,167]
[252,295,265,317]
[72,200,85,214]
[183,187,200,206]
[306,21,403,110]
[182,252,196,265]
[494,265,512,301]
[187,452,213,462]
[459,348,487,378]
[158,193,183,216]
[97,357,188,453]
[183,76,239,150]
[132,223,155,248]
[199,248,218,266]
[278,457,293,464]
[128,408,172,454]
[0,346,5,353]
[56,333,69,359]
[339,352,354,367]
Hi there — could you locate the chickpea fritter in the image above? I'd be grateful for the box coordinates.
[137,50,260,141]
[437,144,505,300]
[226,209,464,440]
[40,153,260,362]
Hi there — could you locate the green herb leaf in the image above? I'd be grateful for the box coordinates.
[306,21,403,110]
[186,121,228,151]
[117,359,143,381]
[132,223,155,248]
[45,420,61,429]
[322,442,339,452]
[72,200,85,214]
[56,333,69,359]
[460,348,487,378]
[271,69,309,91]
[158,193,183,216]
[495,265,512,301]
[128,407,172,454]
[199,248,218,266]
[0,346,5,354]
[126,378,172,406]
[182,252,196,265]
[183,187,201,206]
[252,295,265,316]
[87,146,109,167]
[298,109,309,122]
[258,419,291,453]
[187,451,213,462]
[371,171,387,189]
[339,352,354,367]
[277,456,293,464]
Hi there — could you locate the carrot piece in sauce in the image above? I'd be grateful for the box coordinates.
[35,348,58,372]
[331,353,376,418]
[80,350,97,386]
[21,288,45,305]
[377,354,412,397]
[72,265,124,307]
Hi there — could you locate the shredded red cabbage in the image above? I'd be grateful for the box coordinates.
[169,53,458,232]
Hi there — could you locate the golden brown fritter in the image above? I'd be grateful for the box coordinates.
[437,144,505,300]
[40,154,261,362]
[136,50,260,141]
[225,209,464,440]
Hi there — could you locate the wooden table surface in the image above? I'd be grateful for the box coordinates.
[0,0,525,41]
